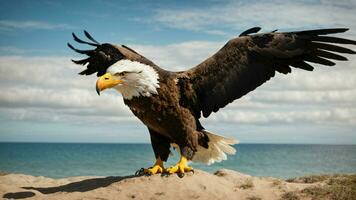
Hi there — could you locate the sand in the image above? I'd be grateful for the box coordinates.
[1,169,355,200]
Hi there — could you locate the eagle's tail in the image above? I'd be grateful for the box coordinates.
[192,130,238,165]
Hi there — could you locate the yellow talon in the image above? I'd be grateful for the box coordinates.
[144,164,163,175]
[137,158,164,175]
[166,156,193,176]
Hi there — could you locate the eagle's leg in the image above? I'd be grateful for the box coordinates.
[135,129,170,176]
[166,155,193,177]
[166,135,197,177]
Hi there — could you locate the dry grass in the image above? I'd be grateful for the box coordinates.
[301,174,356,200]
[214,170,227,177]
[247,196,262,200]
[271,179,283,187]
[284,174,356,200]
[280,191,300,200]
[286,174,332,184]
[239,179,254,189]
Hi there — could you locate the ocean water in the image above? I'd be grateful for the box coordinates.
[0,143,355,179]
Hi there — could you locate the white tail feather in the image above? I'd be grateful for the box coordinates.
[192,131,238,165]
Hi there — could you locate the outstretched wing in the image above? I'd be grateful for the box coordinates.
[183,27,356,118]
[68,31,158,76]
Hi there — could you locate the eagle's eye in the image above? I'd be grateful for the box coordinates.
[115,71,127,76]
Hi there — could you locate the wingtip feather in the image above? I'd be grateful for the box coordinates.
[84,30,100,44]
[239,27,262,37]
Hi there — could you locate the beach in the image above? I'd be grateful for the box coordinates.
[1,169,355,200]
[1,143,355,199]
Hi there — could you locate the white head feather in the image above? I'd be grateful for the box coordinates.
[106,60,160,100]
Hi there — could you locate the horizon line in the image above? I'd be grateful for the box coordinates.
[0,141,355,145]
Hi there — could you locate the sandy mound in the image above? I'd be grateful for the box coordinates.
[0,169,355,200]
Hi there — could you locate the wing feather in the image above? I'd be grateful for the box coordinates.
[183,28,356,118]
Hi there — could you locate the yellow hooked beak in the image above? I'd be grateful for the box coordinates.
[96,73,123,95]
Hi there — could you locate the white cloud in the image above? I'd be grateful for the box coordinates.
[0,46,27,54]
[251,89,356,105]
[0,56,134,124]
[0,56,87,88]
[204,108,356,125]
[150,0,356,34]
[263,66,356,91]
[132,41,224,70]
[0,20,74,31]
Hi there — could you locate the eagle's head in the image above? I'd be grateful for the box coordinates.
[95,59,160,100]
[67,31,160,100]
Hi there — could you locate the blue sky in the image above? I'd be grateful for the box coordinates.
[0,0,226,54]
[0,0,356,144]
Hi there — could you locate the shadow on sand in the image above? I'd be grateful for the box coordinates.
[3,191,35,199]
[3,174,137,199]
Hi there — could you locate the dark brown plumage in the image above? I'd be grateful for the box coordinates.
[183,28,356,118]
[68,28,356,175]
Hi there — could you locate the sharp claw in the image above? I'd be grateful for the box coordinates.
[135,168,144,176]
[178,173,185,178]
[136,165,165,176]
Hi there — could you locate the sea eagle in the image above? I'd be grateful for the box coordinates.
[68,27,356,177]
